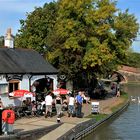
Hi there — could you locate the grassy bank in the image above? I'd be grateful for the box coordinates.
[111,91,128,112]
[86,92,129,122]
[86,113,108,121]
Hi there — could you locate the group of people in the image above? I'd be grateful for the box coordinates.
[21,99,37,116]
[0,90,88,124]
[44,90,87,122]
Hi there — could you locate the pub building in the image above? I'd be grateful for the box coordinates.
[0,28,58,106]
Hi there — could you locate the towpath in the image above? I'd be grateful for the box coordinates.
[0,96,124,140]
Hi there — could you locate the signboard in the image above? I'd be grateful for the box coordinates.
[6,74,23,81]
[59,75,66,80]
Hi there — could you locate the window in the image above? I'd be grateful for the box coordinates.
[8,80,19,93]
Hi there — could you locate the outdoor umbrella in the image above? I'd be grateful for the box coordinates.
[52,88,70,95]
[9,89,35,98]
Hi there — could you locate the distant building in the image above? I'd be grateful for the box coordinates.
[0,28,58,106]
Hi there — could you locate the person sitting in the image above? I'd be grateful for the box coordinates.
[22,100,28,111]
[31,101,37,116]
[62,97,68,111]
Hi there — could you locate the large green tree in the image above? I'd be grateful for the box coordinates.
[15,0,139,82]
[47,0,139,79]
[15,2,57,53]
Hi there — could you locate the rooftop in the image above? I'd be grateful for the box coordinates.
[0,47,58,75]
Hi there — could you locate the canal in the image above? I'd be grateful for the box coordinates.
[84,84,140,140]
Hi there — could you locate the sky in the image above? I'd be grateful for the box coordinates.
[0,0,140,52]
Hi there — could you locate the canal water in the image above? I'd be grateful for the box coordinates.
[84,84,140,140]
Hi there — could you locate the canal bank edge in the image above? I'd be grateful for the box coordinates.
[57,99,130,140]
[0,123,62,140]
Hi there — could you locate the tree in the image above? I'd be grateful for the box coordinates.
[47,0,139,80]
[124,51,140,68]
[0,36,4,47]
[15,0,139,86]
[15,2,58,53]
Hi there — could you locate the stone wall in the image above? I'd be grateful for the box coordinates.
[118,66,140,82]
[119,70,140,82]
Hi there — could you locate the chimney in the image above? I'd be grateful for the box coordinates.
[4,28,14,48]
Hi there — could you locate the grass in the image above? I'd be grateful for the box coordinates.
[86,113,108,121]
[111,91,129,112]
[86,91,129,121]
[120,91,129,100]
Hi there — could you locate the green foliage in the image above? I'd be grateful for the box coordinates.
[124,52,140,68]
[0,36,4,47]
[111,92,129,112]
[120,91,128,100]
[15,0,139,81]
[15,2,58,53]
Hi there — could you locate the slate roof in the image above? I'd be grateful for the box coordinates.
[0,47,58,75]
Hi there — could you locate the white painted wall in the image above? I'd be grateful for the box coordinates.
[0,74,58,107]
[20,75,30,90]
[0,75,7,84]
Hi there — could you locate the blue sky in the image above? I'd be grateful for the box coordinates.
[117,0,140,52]
[0,0,139,52]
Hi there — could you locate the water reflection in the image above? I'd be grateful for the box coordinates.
[85,84,140,140]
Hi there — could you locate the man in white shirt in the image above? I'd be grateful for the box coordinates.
[68,94,75,117]
[45,92,53,118]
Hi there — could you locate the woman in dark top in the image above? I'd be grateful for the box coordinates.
[55,95,62,118]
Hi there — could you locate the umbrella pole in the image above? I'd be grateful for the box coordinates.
[21,96,23,107]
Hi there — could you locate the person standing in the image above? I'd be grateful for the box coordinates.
[0,98,4,135]
[116,83,120,97]
[55,94,62,122]
[45,92,53,118]
[111,83,117,96]
[75,91,83,118]
[68,94,75,117]
[2,108,15,135]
